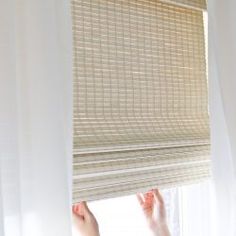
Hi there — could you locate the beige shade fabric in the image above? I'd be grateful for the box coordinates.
[72,0,210,202]
[160,0,206,10]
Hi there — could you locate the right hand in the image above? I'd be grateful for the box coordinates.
[137,189,171,236]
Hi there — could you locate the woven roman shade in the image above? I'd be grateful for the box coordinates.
[72,0,210,202]
[160,0,206,10]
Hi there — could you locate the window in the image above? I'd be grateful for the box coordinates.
[78,181,213,236]
[71,1,212,235]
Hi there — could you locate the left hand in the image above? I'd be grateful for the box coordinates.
[72,202,100,236]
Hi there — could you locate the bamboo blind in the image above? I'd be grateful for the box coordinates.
[160,0,206,10]
[72,0,210,202]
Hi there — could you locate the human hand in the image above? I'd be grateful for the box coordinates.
[72,202,100,236]
[137,189,171,236]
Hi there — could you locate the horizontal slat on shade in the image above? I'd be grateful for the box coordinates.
[73,171,210,201]
[73,145,210,175]
[72,0,210,202]
[74,163,210,189]
[160,0,206,10]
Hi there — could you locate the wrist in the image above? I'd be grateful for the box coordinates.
[151,222,170,236]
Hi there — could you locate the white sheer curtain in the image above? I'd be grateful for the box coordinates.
[2,1,236,236]
[209,0,236,235]
[0,1,73,236]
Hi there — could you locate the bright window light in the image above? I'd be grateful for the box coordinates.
[82,181,213,236]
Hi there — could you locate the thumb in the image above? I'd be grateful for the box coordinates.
[80,201,93,217]
[152,189,164,206]
[152,189,166,219]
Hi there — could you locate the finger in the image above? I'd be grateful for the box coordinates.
[136,193,144,206]
[144,191,154,201]
[144,191,153,196]
[74,205,81,217]
[76,204,80,213]
[81,201,90,212]
[72,204,79,214]
[80,201,93,217]
[152,189,164,206]
[73,203,80,214]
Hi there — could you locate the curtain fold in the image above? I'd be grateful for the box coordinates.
[0,0,73,236]
[209,0,236,235]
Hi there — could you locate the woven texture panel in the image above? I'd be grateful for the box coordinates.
[72,0,210,202]
[160,0,206,10]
